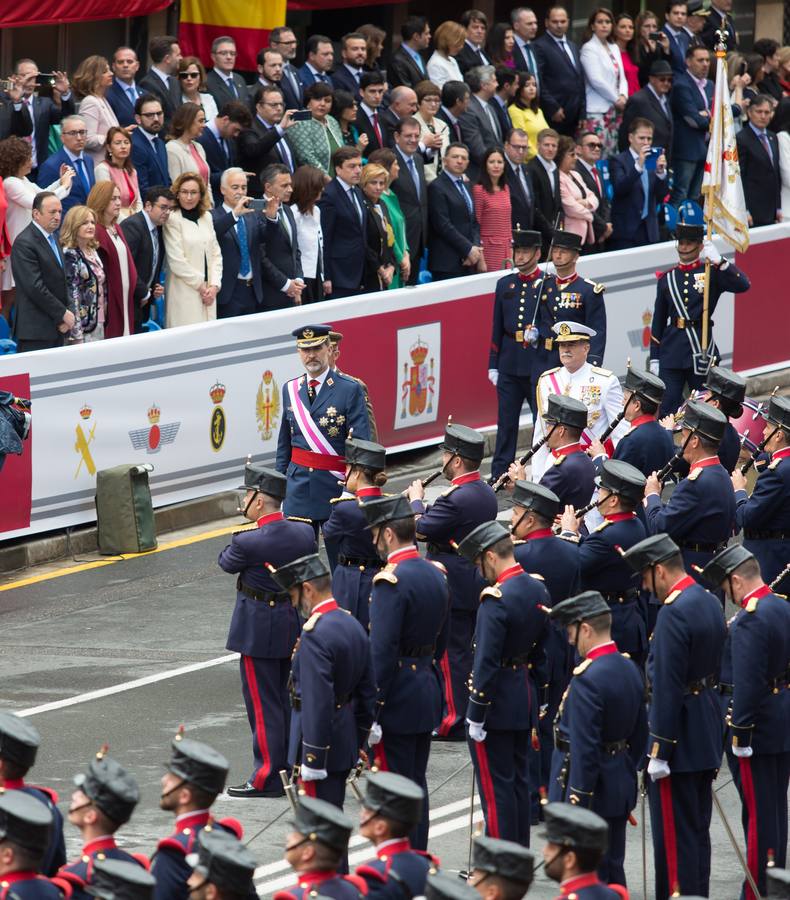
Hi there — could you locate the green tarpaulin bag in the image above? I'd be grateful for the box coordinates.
[96,464,157,554]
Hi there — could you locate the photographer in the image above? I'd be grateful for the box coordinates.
[0,391,30,473]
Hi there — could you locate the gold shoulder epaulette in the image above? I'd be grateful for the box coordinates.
[664,589,681,605]
[745,596,759,613]
[513,538,526,545]
[430,560,448,574]
[621,652,631,659]
[440,484,460,497]
[768,458,782,470]
[573,658,593,675]
[591,365,613,377]
[553,455,566,467]
[303,611,322,631]
[594,520,612,532]
[541,367,561,379]
[583,278,606,294]
[373,570,398,585]
[530,572,545,581]
[687,469,702,481]
[481,586,502,601]
[330,495,355,504]
[287,515,313,523]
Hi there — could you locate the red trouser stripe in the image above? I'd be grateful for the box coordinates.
[739,756,759,900]
[659,776,679,894]
[436,651,457,737]
[299,778,317,798]
[242,655,271,789]
[373,738,389,771]
[474,740,500,838]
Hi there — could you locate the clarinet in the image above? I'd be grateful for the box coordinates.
[769,562,790,592]
[656,450,683,485]
[597,407,627,446]
[421,470,444,488]
[574,498,598,519]
[492,431,553,494]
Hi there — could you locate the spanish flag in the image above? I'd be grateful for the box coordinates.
[179,0,286,71]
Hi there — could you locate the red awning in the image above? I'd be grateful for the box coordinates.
[0,0,171,27]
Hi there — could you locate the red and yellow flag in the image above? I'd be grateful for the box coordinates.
[179,0,286,71]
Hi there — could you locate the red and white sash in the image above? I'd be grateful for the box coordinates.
[287,378,345,478]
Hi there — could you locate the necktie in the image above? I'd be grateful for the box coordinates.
[592,166,602,195]
[485,102,502,141]
[48,233,63,267]
[640,166,650,220]
[349,188,363,226]
[221,138,230,165]
[126,85,137,106]
[150,227,159,281]
[307,379,319,403]
[415,52,426,75]
[278,138,293,172]
[73,157,90,193]
[372,111,383,146]
[456,179,473,216]
[407,156,420,197]
[227,77,238,98]
[758,131,773,164]
[518,165,530,200]
[236,214,251,278]
[559,39,576,68]
[279,210,292,243]
[525,44,537,78]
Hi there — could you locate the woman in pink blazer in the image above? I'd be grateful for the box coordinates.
[557,136,598,248]
[72,55,120,166]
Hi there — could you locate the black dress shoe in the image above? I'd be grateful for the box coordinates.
[227,782,285,798]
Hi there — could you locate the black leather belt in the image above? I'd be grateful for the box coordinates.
[237,276,253,286]
[400,644,435,658]
[554,733,627,754]
[338,554,382,569]
[237,578,289,604]
[743,530,790,540]
[501,652,532,667]
[685,675,717,695]
[427,543,455,555]
[292,692,351,712]
[601,589,638,604]
[678,541,726,553]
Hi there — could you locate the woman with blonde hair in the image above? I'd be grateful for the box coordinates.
[61,205,106,343]
[360,163,396,291]
[94,127,142,221]
[177,56,219,120]
[71,55,120,166]
[86,181,138,338]
[427,21,466,88]
[556,136,598,247]
[166,102,211,193]
[368,148,410,288]
[164,173,222,327]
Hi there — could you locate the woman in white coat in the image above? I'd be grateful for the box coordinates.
[164,173,222,328]
[579,7,628,156]
[427,21,467,89]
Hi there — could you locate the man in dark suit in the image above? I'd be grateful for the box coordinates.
[13,60,74,176]
[670,44,715,207]
[107,46,143,127]
[210,169,269,317]
[511,7,541,86]
[119,186,173,331]
[330,32,369,101]
[504,128,534,229]
[391,118,428,284]
[609,117,668,249]
[737,95,782,227]
[237,86,296,198]
[206,36,250,109]
[575,131,612,248]
[389,16,431,89]
[526,127,562,254]
[131,96,169,196]
[258,163,304,310]
[700,0,737,51]
[0,77,33,142]
[355,72,387,153]
[10,192,71,352]
[138,36,182,131]
[458,66,502,182]
[438,81,471,144]
[662,2,692,74]
[619,60,674,161]
[455,10,491,74]
[297,35,335,89]
[254,48,302,112]
[380,86,421,149]
[36,115,94,215]
[533,6,586,137]
[197,101,251,206]
[427,143,483,281]
[318,147,368,298]
[490,68,517,138]
[269,26,305,109]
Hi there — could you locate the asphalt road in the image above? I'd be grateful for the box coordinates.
[0,463,751,900]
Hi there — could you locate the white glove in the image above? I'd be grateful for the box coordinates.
[300,765,328,782]
[732,745,753,758]
[368,723,382,746]
[524,324,539,346]
[647,757,671,781]
[488,369,499,387]
[649,359,660,376]
[467,720,487,743]
[700,239,723,265]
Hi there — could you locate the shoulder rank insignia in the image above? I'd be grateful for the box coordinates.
[530,572,545,581]
[594,520,612,532]
[373,570,398,585]
[621,651,631,659]
[480,586,502,601]
[768,458,782,470]
[687,469,702,481]
[440,484,460,497]
[584,278,605,293]
[512,538,526,545]
[591,365,613,377]
[553,454,566,466]
[303,611,323,632]
[542,366,561,378]
[430,560,448,574]
[745,596,759,613]
[330,495,355,504]
[287,515,313,523]
[664,589,681,605]
[573,658,593,676]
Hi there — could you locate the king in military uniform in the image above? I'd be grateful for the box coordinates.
[649,222,750,416]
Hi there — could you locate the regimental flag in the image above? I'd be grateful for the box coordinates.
[701,48,750,252]
[179,0,286,72]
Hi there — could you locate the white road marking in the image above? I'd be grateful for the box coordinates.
[18,654,239,717]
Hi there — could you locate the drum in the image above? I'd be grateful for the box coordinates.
[731,397,766,453]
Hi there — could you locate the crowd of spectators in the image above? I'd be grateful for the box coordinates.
[0,4,788,350]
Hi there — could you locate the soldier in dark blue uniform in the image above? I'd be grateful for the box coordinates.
[540,803,625,899]
[644,401,736,581]
[700,367,747,475]
[0,712,65,877]
[275,797,365,900]
[0,791,62,900]
[425,873,479,900]
[488,228,546,480]
[56,749,142,898]
[406,424,498,742]
[218,464,317,799]
[468,834,534,899]
[649,223,751,417]
[271,554,375,809]
[547,591,647,887]
[186,829,258,900]
[152,731,241,900]
[537,395,597,511]
[361,496,450,849]
[83,858,155,900]
[355,772,439,899]
[701,545,790,899]
[559,460,649,665]
[732,395,790,591]
[275,324,371,542]
[622,534,727,900]
[457,521,551,845]
[541,230,607,367]
[323,438,387,630]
